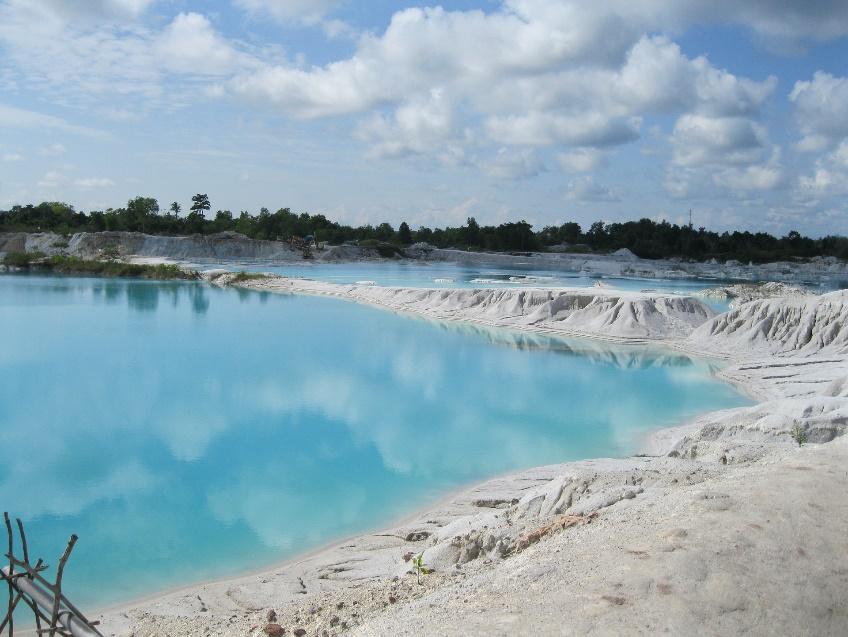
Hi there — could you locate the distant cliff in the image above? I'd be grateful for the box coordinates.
[0,231,408,263]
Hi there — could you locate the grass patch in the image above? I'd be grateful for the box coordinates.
[3,254,198,280]
[3,251,46,267]
[46,256,197,280]
[230,271,270,283]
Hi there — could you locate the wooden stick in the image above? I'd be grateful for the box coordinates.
[4,513,13,636]
[17,519,42,636]
[48,535,77,637]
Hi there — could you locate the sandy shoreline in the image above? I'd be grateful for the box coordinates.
[86,270,848,636]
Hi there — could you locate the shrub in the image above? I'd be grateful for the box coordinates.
[100,244,121,261]
[791,423,807,447]
[230,271,270,283]
[3,251,45,266]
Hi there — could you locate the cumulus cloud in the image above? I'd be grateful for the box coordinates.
[155,13,242,76]
[356,89,465,160]
[557,149,606,173]
[228,18,776,177]
[671,115,768,167]
[566,177,621,202]
[486,113,641,147]
[798,141,848,198]
[790,72,848,152]
[74,177,115,189]
[482,147,545,180]
[36,170,67,189]
[0,0,845,230]
[713,154,784,191]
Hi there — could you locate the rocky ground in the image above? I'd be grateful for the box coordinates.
[105,430,848,637]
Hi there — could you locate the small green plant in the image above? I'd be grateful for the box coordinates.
[100,244,121,261]
[791,423,807,447]
[230,271,269,283]
[52,239,70,249]
[411,553,431,585]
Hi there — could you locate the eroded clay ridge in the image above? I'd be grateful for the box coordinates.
[689,289,848,357]
[223,275,717,342]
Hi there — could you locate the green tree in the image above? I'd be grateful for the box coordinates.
[126,197,159,233]
[169,202,181,217]
[375,222,395,241]
[190,194,211,216]
[559,222,582,244]
[398,221,413,245]
[462,217,482,247]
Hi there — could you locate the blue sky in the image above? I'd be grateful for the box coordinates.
[0,1,847,236]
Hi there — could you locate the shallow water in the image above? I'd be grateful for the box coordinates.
[0,275,750,609]
[199,259,725,291]
[192,259,737,312]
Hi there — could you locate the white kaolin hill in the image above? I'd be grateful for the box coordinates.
[225,276,717,343]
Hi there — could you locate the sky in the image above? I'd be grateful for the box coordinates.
[0,1,847,236]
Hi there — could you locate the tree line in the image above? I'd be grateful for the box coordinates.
[1,196,846,263]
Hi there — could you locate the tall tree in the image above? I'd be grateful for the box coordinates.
[190,194,211,217]
[169,202,181,217]
[126,196,159,233]
[398,221,412,245]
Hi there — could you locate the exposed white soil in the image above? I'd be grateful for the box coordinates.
[695,281,813,308]
[208,275,717,343]
[85,276,848,637]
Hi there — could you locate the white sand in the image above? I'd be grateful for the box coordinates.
[96,276,848,637]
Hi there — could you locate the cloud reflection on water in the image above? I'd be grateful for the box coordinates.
[0,276,750,606]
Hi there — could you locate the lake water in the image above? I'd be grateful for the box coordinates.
[0,274,750,610]
[197,259,729,293]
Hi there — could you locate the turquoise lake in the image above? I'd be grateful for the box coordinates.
[0,274,750,609]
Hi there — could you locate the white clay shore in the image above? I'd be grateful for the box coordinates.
[93,274,847,637]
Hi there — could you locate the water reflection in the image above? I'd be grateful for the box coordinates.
[0,276,750,608]
[429,320,698,370]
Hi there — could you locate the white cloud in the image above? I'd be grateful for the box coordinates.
[671,115,768,167]
[356,89,464,160]
[557,149,606,173]
[5,0,155,25]
[1,152,23,162]
[39,142,66,156]
[74,177,115,189]
[0,0,843,232]
[714,162,783,192]
[36,170,67,189]
[798,141,848,198]
[666,117,783,198]
[486,113,642,147]
[0,104,103,137]
[790,72,848,152]
[155,13,242,76]
[566,176,621,202]
[0,2,162,101]
[233,0,342,24]
[483,148,545,180]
